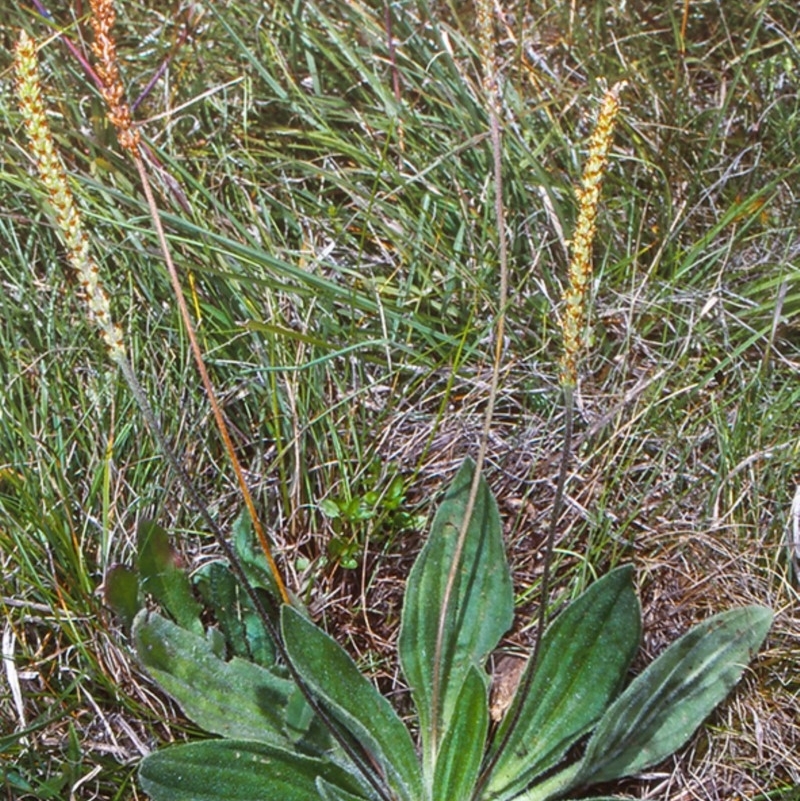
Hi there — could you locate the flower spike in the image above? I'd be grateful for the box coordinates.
[15,31,125,360]
[560,82,626,388]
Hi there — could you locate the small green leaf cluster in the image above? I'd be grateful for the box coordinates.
[106,515,282,662]
[114,460,771,801]
[319,472,424,569]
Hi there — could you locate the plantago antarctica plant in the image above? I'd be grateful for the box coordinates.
[104,82,769,801]
[121,459,771,801]
[14,8,773,801]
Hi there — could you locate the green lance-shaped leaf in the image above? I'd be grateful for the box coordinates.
[433,664,488,801]
[398,458,514,777]
[194,561,276,668]
[482,566,640,801]
[139,740,371,801]
[573,605,773,789]
[133,611,301,748]
[195,561,251,660]
[137,520,203,635]
[281,604,423,801]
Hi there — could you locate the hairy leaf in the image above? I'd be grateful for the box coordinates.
[194,561,276,667]
[139,740,369,801]
[317,778,373,801]
[433,665,488,801]
[398,458,513,776]
[133,611,302,748]
[483,566,640,800]
[575,605,773,787]
[232,511,282,598]
[282,605,423,801]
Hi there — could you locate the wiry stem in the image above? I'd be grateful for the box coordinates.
[430,0,509,764]
[87,0,290,605]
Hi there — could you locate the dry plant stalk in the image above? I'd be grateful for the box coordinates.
[86,0,289,604]
[560,82,626,388]
[14,31,126,361]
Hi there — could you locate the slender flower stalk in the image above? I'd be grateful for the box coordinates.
[476,0,496,97]
[15,31,125,361]
[560,82,626,388]
[435,0,509,773]
[86,0,290,605]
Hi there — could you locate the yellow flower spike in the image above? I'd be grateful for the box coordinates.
[15,31,126,361]
[560,81,626,388]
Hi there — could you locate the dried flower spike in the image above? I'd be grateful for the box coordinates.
[89,0,141,154]
[560,82,626,388]
[15,31,125,360]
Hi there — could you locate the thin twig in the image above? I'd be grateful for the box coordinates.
[131,153,290,604]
